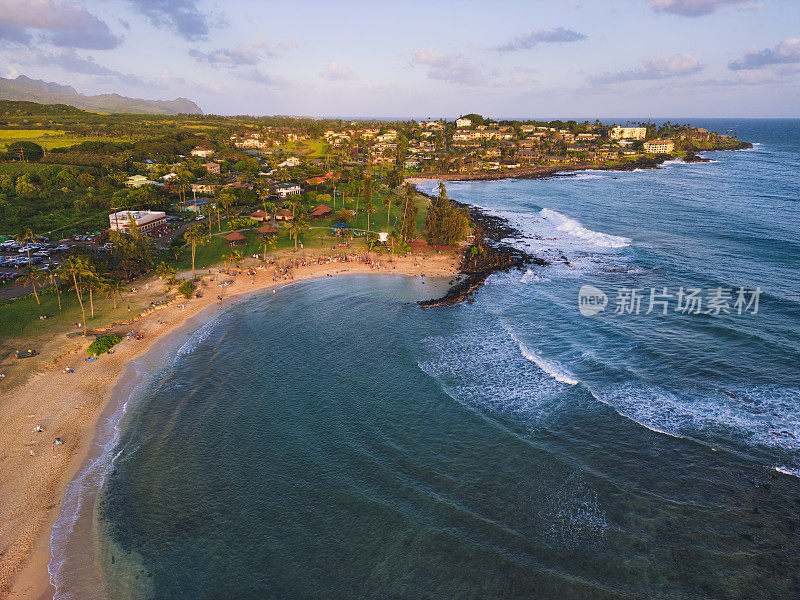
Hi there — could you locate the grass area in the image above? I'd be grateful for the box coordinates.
[280,139,329,158]
[0,281,170,359]
[0,128,128,150]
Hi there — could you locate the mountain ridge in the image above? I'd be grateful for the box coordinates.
[0,75,203,115]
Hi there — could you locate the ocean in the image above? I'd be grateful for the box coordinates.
[51,119,800,599]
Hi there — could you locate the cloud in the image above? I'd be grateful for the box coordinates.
[189,46,260,66]
[320,61,355,81]
[0,22,32,44]
[0,0,122,49]
[729,38,800,70]
[646,0,759,17]
[127,0,213,41]
[253,34,298,57]
[411,49,485,86]
[10,49,143,85]
[590,53,702,83]
[493,27,587,52]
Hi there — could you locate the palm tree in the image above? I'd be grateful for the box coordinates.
[104,277,127,309]
[229,249,243,271]
[84,268,102,319]
[62,256,89,336]
[261,235,276,262]
[14,227,36,264]
[20,264,43,305]
[288,212,309,252]
[46,263,62,310]
[184,225,205,281]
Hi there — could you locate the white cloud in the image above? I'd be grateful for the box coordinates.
[590,53,702,84]
[0,0,122,49]
[646,0,760,17]
[411,49,486,86]
[729,38,800,70]
[493,27,587,53]
[320,61,355,81]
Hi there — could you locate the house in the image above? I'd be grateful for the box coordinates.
[125,175,160,188]
[456,117,473,128]
[109,210,167,236]
[278,156,300,168]
[251,210,269,222]
[274,182,301,198]
[610,126,647,140]
[224,231,247,246]
[203,162,220,174]
[190,146,215,158]
[275,209,294,222]
[310,204,333,219]
[192,181,218,195]
[643,139,675,154]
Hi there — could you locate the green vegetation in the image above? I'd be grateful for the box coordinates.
[178,279,195,298]
[87,334,122,356]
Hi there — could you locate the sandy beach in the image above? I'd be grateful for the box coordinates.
[0,249,461,600]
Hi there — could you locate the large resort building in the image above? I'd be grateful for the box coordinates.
[109,210,167,235]
[610,126,647,140]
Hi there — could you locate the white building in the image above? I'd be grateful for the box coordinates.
[109,210,167,235]
[610,126,647,140]
[456,117,473,128]
[274,182,302,198]
[190,146,216,158]
[125,175,161,188]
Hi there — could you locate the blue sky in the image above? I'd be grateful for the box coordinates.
[1,0,799,117]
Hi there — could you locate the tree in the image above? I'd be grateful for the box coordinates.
[400,183,419,243]
[110,216,156,277]
[84,268,103,318]
[14,227,36,265]
[104,277,127,309]
[20,265,43,305]
[61,256,90,336]
[424,182,470,246]
[288,211,309,251]
[184,225,205,281]
[260,235,277,262]
[45,263,62,310]
[8,141,44,162]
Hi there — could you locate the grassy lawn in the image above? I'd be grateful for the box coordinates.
[0,281,172,359]
[280,139,329,158]
[0,128,129,150]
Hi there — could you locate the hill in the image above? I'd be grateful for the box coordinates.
[0,75,202,115]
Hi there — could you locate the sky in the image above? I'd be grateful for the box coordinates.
[1,0,799,118]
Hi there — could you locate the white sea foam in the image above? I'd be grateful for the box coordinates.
[588,382,800,455]
[773,465,800,478]
[538,208,631,249]
[519,269,551,284]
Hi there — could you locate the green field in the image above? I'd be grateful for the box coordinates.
[0,129,129,150]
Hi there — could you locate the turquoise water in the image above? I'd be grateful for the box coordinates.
[52,120,800,599]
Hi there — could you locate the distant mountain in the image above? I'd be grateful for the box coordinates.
[0,75,203,115]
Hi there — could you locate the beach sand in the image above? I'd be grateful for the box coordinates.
[0,249,461,600]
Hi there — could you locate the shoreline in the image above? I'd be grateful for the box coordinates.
[405,142,752,183]
[0,251,461,600]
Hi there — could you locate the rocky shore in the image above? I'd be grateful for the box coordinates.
[419,196,547,307]
[418,141,753,183]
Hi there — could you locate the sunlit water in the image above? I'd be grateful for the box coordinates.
[52,119,800,599]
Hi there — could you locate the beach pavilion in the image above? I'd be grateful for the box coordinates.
[258,223,279,236]
[224,231,247,246]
